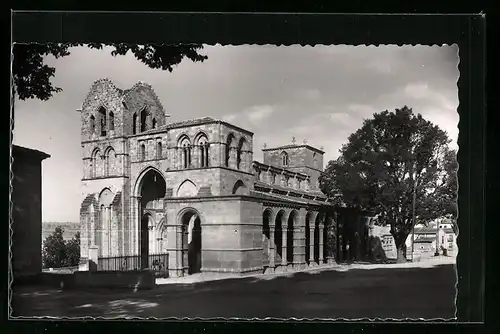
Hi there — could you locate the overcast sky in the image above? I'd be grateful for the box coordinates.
[13,44,459,222]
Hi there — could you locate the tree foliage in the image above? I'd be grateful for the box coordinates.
[42,227,81,268]
[12,43,208,101]
[319,106,457,262]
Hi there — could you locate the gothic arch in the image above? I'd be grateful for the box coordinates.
[176,179,198,197]
[177,132,191,147]
[195,132,210,168]
[133,166,166,197]
[232,180,248,195]
[178,135,192,169]
[98,188,114,206]
[194,131,209,143]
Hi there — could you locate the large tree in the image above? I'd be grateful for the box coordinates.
[319,106,457,262]
[12,43,207,101]
[42,227,81,269]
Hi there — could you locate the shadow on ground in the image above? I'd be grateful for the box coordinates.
[11,264,457,320]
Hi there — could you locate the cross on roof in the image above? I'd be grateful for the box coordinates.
[263,143,267,148]
[292,137,296,145]
[303,139,307,144]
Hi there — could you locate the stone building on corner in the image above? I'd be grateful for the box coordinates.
[78,78,337,278]
[11,145,50,282]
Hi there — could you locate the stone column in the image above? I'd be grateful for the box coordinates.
[269,225,275,268]
[229,147,237,169]
[309,226,315,265]
[319,225,325,264]
[136,196,142,257]
[175,224,184,277]
[281,228,288,267]
[267,169,273,184]
[294,209,307,268]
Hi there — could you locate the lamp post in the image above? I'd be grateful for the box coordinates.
[410,177,417,262]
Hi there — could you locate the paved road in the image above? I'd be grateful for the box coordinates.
[11,264,456,320]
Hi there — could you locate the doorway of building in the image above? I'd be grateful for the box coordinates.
[181,210,202,275]
[138,168,166,269]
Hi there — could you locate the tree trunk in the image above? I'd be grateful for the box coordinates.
[393,233,408,263]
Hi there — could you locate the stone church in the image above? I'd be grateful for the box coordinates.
[79,78,337,278]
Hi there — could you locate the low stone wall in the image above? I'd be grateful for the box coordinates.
[38,273,77,288]
[74,270,156,290]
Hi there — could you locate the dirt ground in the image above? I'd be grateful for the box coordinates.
[10,260,457,320]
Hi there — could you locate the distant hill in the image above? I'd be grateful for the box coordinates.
[42,222,80,245]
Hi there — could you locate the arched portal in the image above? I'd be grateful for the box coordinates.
[137,168,166,269]
[180,210,202,275]
[287,210,297,264]
[274,210,285,261]
[305,212,312,264]
[262,209,272,267]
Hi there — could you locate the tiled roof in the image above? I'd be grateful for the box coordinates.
[262,144,324,154]
[414,227,437,234]
[13,145,51,160]
[414,237,435,243]
[165,117,217,129]
[414,227,455,234]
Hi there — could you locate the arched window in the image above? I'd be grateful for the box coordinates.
[98,107,107,136]
[152,118,157,129]
[281,151,289,166]
[105,147,115,176]
[237,137,246,170]
[109,112,115,131]
[183,143,191,169]
[225,134,235,167]
[313,153,317,166]
[179,137,191,169]
[140,108,148,132]
[157,141,162,159]
[196,134,209,168]
[90,115,96,134]
[91,149,100,178]
[132,113,138,135]
[140,143,146,161]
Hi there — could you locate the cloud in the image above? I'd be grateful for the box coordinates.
[244,105,275,123]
